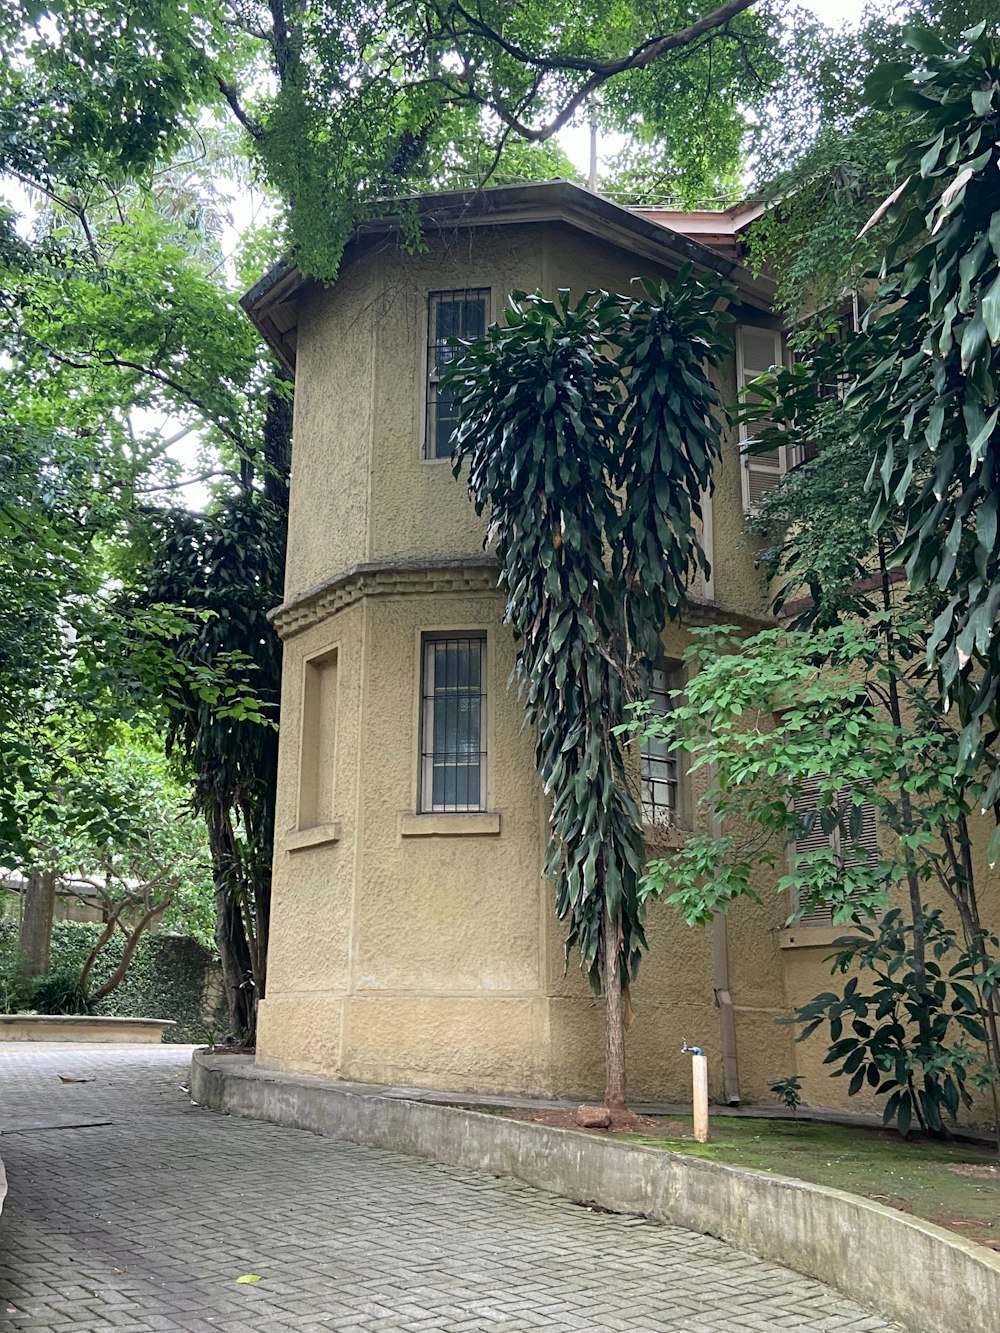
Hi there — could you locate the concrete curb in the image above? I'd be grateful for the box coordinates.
[191,1050,1000,1333]
[0,1015,175,1043]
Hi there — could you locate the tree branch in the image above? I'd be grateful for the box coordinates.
[41,345,246,451]
[446,0,756,143]
[89,888,175,1003]
[136,469,244,494]
[215,74,265,141]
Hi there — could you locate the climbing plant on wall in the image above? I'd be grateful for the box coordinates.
[447,276,732,1112]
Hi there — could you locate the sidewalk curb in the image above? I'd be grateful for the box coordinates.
[192,1050,1000,1333]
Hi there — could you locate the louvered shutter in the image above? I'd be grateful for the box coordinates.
[791,777,879,926]
[737,325,787,512]
[841,796,880,868]
[792,775,836,926]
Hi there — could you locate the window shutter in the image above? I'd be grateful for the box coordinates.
[737,325,786,512]
[842,796,880,868]
[792,776,837,926]
[791,776,879,926]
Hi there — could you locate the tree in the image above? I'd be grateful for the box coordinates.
[750,19,1000,834]
[839,24,1000,775]
[3,0,778,282]
[5,733,214,1010]
[135,379,290,1041]
[625,622,1000,1142]
[747,1,998,329]
[448,278,732,1112]
[0,126,284,1037]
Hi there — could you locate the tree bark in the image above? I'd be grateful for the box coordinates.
[89,891,173,1003]
[207,799,257,1043]
[602,909,627,1110]
[18,870,55,976]
[878,541,937,1079]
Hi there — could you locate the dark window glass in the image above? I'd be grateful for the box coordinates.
[640,662,683,826]
[420,635,486,811]
[426,289,489,459]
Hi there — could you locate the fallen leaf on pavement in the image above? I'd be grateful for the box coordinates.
[58,1075,95,1084]
[236,1274,262,1284]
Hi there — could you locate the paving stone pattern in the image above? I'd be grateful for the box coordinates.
[0,1044,903,1333]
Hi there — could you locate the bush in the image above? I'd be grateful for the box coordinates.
[0,920,227,1042]
[32,970,91,1014]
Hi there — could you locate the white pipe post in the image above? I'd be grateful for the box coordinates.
[692,1053,710,1143]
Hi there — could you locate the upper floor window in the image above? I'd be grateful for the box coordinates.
[420,634,487,812]
[640,660,685,828]
[737,324,788,513]
[425,288,490,459]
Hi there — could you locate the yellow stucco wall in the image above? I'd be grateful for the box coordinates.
[257,216,999,1118]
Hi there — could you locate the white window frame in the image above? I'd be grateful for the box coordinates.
[737,324,788,514]
[419,633,488,813]
[422,287,493,462]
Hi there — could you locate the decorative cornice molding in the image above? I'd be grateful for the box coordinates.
[270,555,501,639]
[270,553,772,640]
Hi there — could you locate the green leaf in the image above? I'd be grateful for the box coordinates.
[982,272,1000,343]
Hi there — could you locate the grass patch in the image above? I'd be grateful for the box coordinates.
[625,1116,1000,1247]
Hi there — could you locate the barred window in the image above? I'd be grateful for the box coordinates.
[425,289,489,459]
[420,635,487,812]
[640,661,684,827]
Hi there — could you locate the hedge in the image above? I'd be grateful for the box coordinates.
[0,920,228,1043]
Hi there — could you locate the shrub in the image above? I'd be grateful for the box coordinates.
[0,921,227,1042]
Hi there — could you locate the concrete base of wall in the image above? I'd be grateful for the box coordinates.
[0,1015,175,1043]
[192,1050,1000,1333]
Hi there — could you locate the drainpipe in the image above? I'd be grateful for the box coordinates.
[707,762,741,1104]
[712,916,741,1105]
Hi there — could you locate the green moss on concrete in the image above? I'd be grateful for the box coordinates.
[627,1116,1000,1246]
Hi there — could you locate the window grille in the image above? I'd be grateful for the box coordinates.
[639,661,684,827]
[420,635,487,812]
[791,775,880,925]
[425,289,489,459]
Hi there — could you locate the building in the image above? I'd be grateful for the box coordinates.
[241,180,879,1107]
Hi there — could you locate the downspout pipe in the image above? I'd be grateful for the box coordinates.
[707,761,741,1104]
[697,483,739,1101]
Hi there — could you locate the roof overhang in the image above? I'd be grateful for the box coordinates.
[241,180,777,374]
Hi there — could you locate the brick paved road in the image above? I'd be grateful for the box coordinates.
[0,1043,902,1332]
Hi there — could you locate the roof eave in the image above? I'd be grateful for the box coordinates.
[241,181,777,371]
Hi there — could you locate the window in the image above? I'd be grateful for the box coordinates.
[639,661,684,828]
[425,288,489,459]
[420,635,487,812]
[298,647,338,829]
[737,324,788,512]
[791,776,880,925]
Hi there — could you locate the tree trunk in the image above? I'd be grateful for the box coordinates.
[206,799,257,1043]
[18,870,55,977]
[602,909,627,1110]
[214,882,256,1042]
[878,541,937,1089]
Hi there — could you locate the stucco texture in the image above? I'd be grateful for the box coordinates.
[256,214,998,1118]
